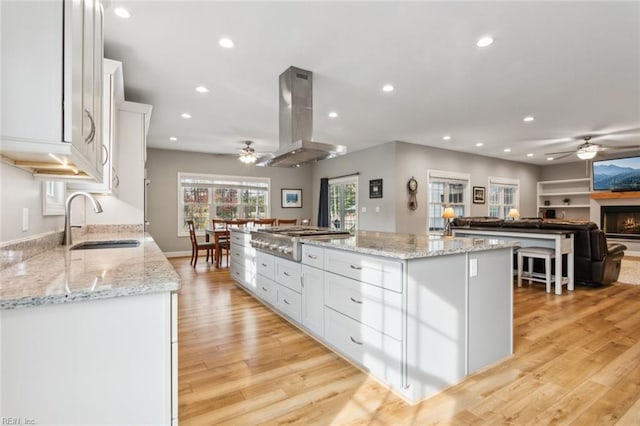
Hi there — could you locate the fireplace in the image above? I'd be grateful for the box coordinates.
[601,205,640,240]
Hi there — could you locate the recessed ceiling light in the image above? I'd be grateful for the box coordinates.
[169,137,178,141]
[328,111,339,118]
[443,135,451,141]
[476,36,494,47]
[475,142,484,147]
[504,148,511,153]
[195,86,209,93]
[114,7,131,19]
[219,37,234,48]
[181,113,192,119]
[382,84,395,92]
[547,157,554,161]
[527,153,534,157]
[523,116,535,122]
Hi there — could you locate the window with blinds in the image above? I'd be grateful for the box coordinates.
[177,172,270,236]
[427,170,470,232]
[488,176,519,219]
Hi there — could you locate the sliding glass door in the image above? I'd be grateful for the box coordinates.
[329,176,358,231]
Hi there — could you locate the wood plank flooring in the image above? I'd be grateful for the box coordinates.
[172,258,640,425]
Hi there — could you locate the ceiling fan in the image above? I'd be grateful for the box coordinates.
[544,135,640,161]
[238,141,260,164]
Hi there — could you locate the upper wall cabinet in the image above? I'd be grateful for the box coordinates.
[0,0,104,181]
[70,59,124,193]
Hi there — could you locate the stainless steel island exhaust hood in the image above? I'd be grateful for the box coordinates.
[257,66,346,167]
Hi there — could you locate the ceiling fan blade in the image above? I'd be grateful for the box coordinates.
[601,145,640,151]
[548,153,575,160]
[544,150,576,156]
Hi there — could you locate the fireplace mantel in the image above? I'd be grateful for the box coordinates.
[591,191,640,200]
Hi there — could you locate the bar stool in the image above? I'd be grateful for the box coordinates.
[517,247,555,293]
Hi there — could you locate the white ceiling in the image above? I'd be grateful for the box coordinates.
[103,1,640,165]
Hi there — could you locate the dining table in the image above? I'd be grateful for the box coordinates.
[205,227,229,268]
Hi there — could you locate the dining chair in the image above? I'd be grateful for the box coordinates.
[277,218,297,226]
[217,219,247,267]
[187,220,216,267]
[253,218,277,227]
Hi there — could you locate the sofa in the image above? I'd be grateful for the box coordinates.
[451,217,627,287]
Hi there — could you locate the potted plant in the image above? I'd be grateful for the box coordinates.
[562,198,570,206]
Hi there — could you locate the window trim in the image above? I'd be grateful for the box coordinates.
[487,176,520,218]
[177,172,271,237]
[427,170,471,232]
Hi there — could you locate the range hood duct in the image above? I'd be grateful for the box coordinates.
[257,66,346,167]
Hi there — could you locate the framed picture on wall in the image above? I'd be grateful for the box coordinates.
[369,179,383,198]
[281,188,302,208]
[473,186,486,204]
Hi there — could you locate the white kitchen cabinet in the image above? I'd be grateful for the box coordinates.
[256,274,278,306]
[301,264,324,337]
[229,230,256,291]
[70,59,124,193]
[1,291,175,424]
[1,0,105,180]
[324,247,403,292]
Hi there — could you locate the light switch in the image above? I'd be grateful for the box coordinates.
[22,207,29,232]
[375,206,380,213]
[361,206,367,213]
[469,258,478,277]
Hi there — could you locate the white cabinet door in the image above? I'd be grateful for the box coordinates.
[0,0,103,180]
[301,264,324,337]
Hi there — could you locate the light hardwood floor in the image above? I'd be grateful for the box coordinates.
[172,258,640,425]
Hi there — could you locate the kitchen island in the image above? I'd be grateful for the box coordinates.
[231,229,518,404]
[0,230,179,425]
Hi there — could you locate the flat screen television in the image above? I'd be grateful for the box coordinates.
[592,155,640,191]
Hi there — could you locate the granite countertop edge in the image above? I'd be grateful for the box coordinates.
[300,232,520,260]
[1,232,180,310]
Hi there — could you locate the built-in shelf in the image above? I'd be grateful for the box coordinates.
[537,178,591,220]
[590,191,640,200]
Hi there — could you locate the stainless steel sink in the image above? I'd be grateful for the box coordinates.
[70,240,141,250]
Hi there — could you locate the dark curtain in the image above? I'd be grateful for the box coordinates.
[318,178,329,227]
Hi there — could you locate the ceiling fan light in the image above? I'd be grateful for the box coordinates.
[576,149,597,160]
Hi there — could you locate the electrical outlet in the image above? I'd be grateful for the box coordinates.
[361,206,367,213]
[469,258,478,277]
[22,207,29,232]
[375,206,380,213]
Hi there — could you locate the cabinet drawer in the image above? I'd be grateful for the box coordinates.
[275,257,302,292]
[324,272,402,340]
[324,307,402,389]
[256,275,277,306]
[230,230,251,247]
[230,260,256,290]
[256,251,275,280]
[301,244,324,268]
[276,284,302,323]
[324,248,403,292]
[230,244,256,265]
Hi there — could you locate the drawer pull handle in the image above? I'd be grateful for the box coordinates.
[307,254,318,259]
[349,297,363,304]
[261,263,268,267]
[234,252,240,256]
[283,299,290,305]
[350,336,363,346]
[283,271,291,277]
[261,286,268,291]
[350,265,363,270]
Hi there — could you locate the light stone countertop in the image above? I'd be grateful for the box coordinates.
[301,230,520,260]
[0,232,180,310]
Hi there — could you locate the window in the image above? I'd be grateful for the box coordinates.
[488,176,519,219]
[329,176,358,231]
[427,170,470,233]
[177,173,270,236]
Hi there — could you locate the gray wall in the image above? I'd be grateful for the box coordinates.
[393,142,541,234]
[0,162,64,243]
[146,148,314,253]
[309,141,541,235]
[311,143,397,232]
[541,161,590,181]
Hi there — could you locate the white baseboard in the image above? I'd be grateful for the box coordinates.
[163,251,191,258]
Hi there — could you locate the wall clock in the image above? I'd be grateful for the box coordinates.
[407,177,418,211]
